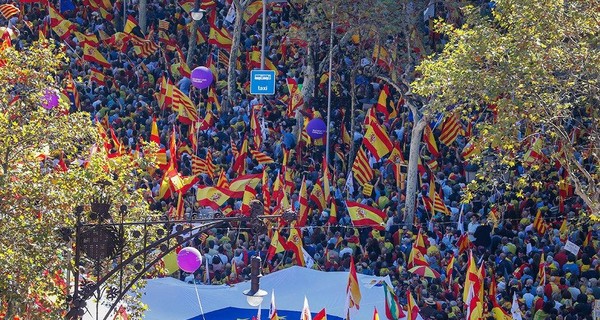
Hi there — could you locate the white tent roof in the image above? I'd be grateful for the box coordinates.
[140,266,392,320]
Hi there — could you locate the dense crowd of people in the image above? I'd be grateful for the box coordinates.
[3,0,598,319]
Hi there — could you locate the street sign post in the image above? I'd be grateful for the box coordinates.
[250,70,276,95]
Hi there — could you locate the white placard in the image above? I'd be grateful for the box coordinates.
[565,240,581,256]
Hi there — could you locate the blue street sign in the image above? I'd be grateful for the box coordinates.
[250,70,276,95]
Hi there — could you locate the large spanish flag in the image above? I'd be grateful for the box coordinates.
[83,43,111,68]
[243,0,263,25]
[362,120,393,161]
[228,173,261,197]
[196,186,231,209]
[345,201,386,230]
[346,256,362,313]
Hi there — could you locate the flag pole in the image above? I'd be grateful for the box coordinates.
[325,5,334,166]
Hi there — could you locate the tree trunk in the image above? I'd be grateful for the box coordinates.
[138,0,147,34]
[186,0,201,66]
[404,117,426,225]
[227,0,247,105]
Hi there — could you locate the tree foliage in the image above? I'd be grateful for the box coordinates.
[0,41,159,318]
[413,0,600,217]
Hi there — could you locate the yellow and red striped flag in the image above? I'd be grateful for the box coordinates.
[533,209,548,234]
[0,4,19,19]
[250,149,274,164]
[351,147,373,186]
[439,113,462,146]
[297,177,309,227]
[196,186,231,209]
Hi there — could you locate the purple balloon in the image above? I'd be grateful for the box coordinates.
[190,66,214,89]
[306,118,327,139]
[177,247,203,273]
[41,89,59,110]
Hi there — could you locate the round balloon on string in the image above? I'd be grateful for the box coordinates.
[177,247,203,273]
[41,89,59,110]
[306,118,327,139]
[190,66,213,89]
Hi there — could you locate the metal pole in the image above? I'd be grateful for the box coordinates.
[325,7,334,166]
[259,0,267,105]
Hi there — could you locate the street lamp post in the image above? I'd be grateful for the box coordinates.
[259,0,287,105]
[243,256,268,319]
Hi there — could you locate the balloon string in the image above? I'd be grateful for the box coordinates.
[193,281,207,320]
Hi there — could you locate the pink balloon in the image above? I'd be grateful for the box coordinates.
[191,66,213,89]
[41,89,59,110]
[177,247,203,273]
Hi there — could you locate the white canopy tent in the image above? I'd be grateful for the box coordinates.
[139,266,393,320]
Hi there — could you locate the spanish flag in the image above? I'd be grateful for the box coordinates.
[346,256,362,312]
[208,24,232,51]
[196,186,231,209]
[266,230,287,260]
[243,0,263,25]
[375,84,396,119]
[82,43,111,68]
[124,15,144,38]
[362,119,393,161]
[240,185,257,215]
[423,124,440,157]
[309,183,325,211]
[286,228,305,267]
[150,117,160,145]
[345,201,386,230]
[228,173,261,197]
[48,6,76,40]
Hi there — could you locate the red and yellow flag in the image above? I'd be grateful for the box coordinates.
[345,201,387,230]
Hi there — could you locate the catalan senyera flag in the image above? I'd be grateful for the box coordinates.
[429,175,449,215]
[362,119,393,161]
[423,124,440,157]
[130,34,159,58]
[0,4,20,19]
[83,43,111,68]
[250,149,274,164]
[375,84,396,119]
[446,255,455,284]
[533,209,548,235]
[439,113,462,146]
[172,87,198,124]
[456,233,472,255]
[351,147,373,186]
[228,173,261,198]
[297,177,309,227]
[243,0,263,25]
[345,201,386,230]
[266,230,287,260]
[196,187,231,209]
[346,256,362,313]
[286,228,305,267]
[216,170,229,188]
